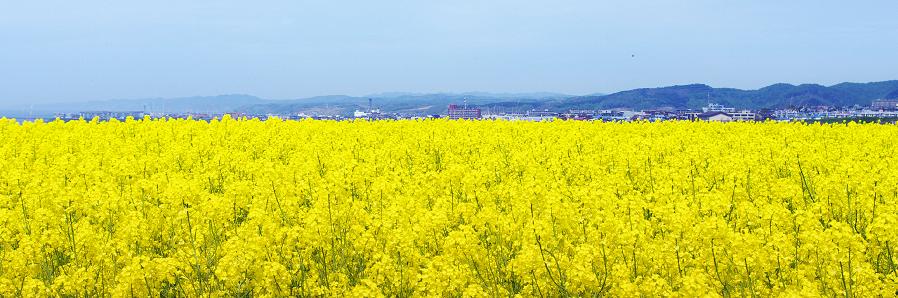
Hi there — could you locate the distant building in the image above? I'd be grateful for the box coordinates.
[702,103,735,113]
[448,104,481,120]
[872,99,898,110]
[353,109,384,119]
[597,110,627,121]
[526,109,557,118]
[353,110,368,118]
[485,109,559,121]
[78,111,145,120]
[773,109,801,120]
[640,110,676,121]
[560,110,597,120]
[699,111,734,122]
[729,110,756,121]
[674,109,702,120]
[354,98,386,119]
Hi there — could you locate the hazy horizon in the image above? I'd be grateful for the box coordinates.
[6,79,898,110]
[2,0,898,105]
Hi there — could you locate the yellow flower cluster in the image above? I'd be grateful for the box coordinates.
[0,116,897,297]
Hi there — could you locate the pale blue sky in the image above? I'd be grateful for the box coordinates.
[1,0,897,104]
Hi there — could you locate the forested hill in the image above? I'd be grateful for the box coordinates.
[549,81,898,110]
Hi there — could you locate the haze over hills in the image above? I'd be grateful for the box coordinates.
[9,92,577,117]
[255,80,898,114]
[4,81,898,117]
[21,94,270,115]
[365,92,573,100]
[239,92,575,116]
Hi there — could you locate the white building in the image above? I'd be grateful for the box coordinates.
[730,110,756,121]
[699,111,734,122]
[702,103,735,113]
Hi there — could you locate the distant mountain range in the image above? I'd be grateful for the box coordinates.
[18,92,576,116]
[550,81,898,110]
[239,92,574,116]
[7,81,898,117]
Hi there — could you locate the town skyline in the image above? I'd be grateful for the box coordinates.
[5,79,898,124]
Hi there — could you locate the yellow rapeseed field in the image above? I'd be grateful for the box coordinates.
[0,116,897,297]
